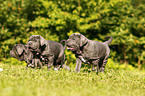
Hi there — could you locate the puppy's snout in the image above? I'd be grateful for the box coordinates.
[27,41,33,48]
[66,40,69,45]
[27,41,32,45]
[66,40,70,45]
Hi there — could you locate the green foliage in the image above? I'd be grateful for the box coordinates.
[0,0,145,69]
[107,59,136,70]
[0,0,31,60]
[2,58,27,66]
[0,63,145,96]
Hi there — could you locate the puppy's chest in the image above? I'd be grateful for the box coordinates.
[78,52,90,61]
[77,54,88,63]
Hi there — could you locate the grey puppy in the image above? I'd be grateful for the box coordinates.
[9,44,42,68]
[66,33,113,73]
[27,35,70,71]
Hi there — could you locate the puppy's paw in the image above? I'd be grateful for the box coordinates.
[99,67,105,73]
[53,68,58,71]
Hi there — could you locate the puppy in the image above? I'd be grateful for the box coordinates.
[10,44,34,68]
[66,33,113,73]
[27,35,70,70]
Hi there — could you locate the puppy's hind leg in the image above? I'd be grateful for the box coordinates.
[47,55,54,70]
[92,58,100,74]
[61,55,70,71]
[99,54,109,72]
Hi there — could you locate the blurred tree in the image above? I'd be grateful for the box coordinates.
[0,0,144,70]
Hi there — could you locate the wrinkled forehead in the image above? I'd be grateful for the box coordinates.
[13,44,23,50]
[29,35,40,41]
[69,33,80,39]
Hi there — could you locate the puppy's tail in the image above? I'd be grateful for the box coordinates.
[60,40,67,50]
[103,36,113,45]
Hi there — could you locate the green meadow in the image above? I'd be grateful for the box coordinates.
[0,63,144,96]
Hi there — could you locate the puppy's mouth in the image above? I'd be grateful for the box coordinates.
[29,47,38,51]
[67,46,77,51]
[67,47,74,50]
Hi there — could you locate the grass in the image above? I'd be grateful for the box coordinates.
[0,63,144,96]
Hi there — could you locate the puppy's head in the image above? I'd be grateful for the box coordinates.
[10,44,27,61]
[27,35,47,52]
[66,33,88,51]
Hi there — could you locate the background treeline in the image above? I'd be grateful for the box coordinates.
[0,0,145,70]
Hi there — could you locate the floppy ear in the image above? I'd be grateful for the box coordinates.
[80,34,88,47]
[39,36,47,46]
[10,50,15,57]
[17,45,25,55]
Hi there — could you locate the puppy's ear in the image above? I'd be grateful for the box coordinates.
[39,36,47,46]
[17,45,25,55]
[80,34,88,47]
[10,50,15,57]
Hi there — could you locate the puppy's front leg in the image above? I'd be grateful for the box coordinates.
[34,59,43,69]
[75,58,82,72]
[26,58,33,69]
[25,58,29,69]
[38,59,43,69]
[78,56,86,63]
[92,58,100,74]
[34,59,38,68]
[47,55,54,70]
[100,54,109,72]
[25,64,28,69]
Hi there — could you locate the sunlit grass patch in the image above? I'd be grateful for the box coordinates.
[0,63,144,96]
